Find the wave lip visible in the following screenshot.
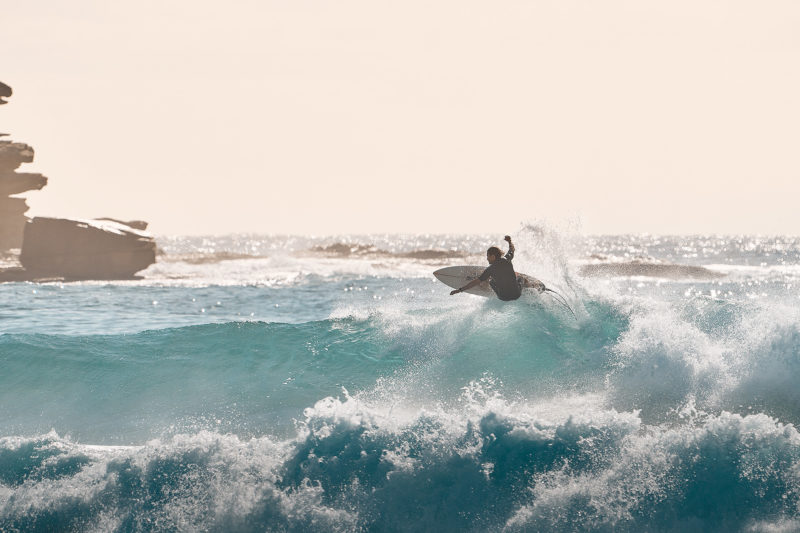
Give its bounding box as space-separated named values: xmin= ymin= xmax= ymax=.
xmin=0 ymin=430 xmax=357 ymax=533
xmin=506 ymin=412 xmax=800 ymax=532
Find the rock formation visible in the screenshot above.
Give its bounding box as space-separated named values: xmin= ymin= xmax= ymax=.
xmin=0 ymin=83 xmax=48 ymax=250
xmin=0 ymin=81 xmax=156 ymax=281
xmin=20 ymin=218 xmax=156 ymax=280
xmin=0 ymin=81 xmax=11 ymax=105
xmin=0 ymin=140 xmax=45 ymax=250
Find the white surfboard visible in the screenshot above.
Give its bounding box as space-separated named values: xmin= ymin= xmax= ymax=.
xmin=433 ymin=265 xmax=544 ymax=297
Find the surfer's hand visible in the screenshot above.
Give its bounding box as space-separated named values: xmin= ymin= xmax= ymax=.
xmin=504 ymin=235 xmax=512 ymax=242
xmin=450 ymin=289 xmax=461 ymax=295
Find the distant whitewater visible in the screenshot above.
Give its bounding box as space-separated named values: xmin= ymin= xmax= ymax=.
xmin=3 ymin=229 xmax=800 ymax=532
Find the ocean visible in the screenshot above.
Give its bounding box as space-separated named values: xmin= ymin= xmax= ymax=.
xmin=2 ymin=227 xmax=800 ymax=532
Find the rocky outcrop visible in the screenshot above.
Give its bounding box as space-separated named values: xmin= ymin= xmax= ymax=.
xmin=0 ymin=172 xmax=48 ymax=196
xmin=19 ymin=218 xmax=156 ymax=280
xmin=0 ymin=81 xmax=156 ymax=281
xmin=0 ymin=140 xmax=44 ymax=249
xmin=0 ymin=197 xmax=29 ymax=249
xmin=0 ymin=81 xmax=11 ymax=105
xmin=0 ymin=141 xmax=34 ymax=168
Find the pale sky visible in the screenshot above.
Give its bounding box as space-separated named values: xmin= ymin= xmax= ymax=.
xmin=2 ymin=1 xmax=799 ymax=236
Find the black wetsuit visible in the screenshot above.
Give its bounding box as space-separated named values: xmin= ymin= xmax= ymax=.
xmin=479 ymin=249 xmax=522 ymax=301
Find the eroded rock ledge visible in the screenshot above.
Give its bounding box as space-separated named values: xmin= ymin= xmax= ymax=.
xmin=19 ymin=218 xmax=156 ymax=280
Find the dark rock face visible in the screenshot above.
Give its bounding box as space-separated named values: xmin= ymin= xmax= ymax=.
xmin=20 ymin=218 xmax=156 ymax=280
xmin=0 ymin=197 xmax=29 ymax=248
xmin=0 ymin=102 xmax=47 ymax=250
xmin=0 ymin=81 xmax=10 ymax=105
xmin=0 ymin=172 xmax=47 ymax=196
xmin=0 ymin=141 xmax=35 ymax=169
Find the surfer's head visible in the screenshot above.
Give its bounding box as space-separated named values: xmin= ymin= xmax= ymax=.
xmin=487 ymin=246 xmax=502 ymax=263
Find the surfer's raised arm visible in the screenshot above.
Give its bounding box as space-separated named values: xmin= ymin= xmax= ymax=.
xmin=504 ymin=235 xmax=515 ymax=260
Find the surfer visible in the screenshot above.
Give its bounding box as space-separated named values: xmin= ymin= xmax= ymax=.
xmin=450 ymin=236 xmax=543 ymax=300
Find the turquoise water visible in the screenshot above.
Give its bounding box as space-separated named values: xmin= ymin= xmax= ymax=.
xmin=3 ymin=230 xmax=800 ymax=531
